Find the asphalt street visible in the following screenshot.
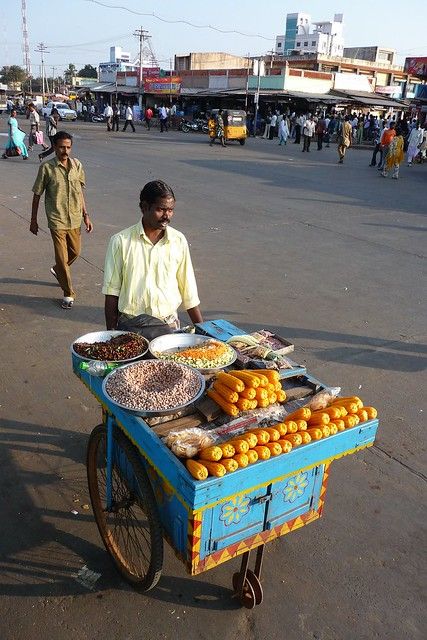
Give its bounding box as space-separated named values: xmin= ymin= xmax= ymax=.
xmin=0 ymin=116 xmax=426 ymax=640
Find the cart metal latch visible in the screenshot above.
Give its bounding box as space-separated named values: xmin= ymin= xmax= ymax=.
xmin=250 ymin=494 xmax=272 ymax=506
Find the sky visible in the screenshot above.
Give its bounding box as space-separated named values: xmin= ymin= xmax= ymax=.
xmin=1 ymin=0 xmax=426 ymax=76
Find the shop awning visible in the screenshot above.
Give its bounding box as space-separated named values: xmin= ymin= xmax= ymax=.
xmin=329 ymin=90 xmax=407 ymax=108
xmin=88 ymin=83 xmax=141 ymax=95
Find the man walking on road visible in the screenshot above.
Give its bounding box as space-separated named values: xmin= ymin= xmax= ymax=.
xmin=112 ymin=103 xmax=120 ymax=132
xmin=159 ymin=105 xmax=168 ymax=132
xmin=103 ymin=180 xmax=202 ymax=334
xmin=103 ymin=103 xmax=113 ymax=131
xmin=30 ymin=131 xmax=93 ymax=309
xmin=302 ymin=116 xmax=315 ymax=152
xmin=337 ymin=115 xmax=352 ymax=164
xmin=123 ymin=104 xmax=136 ymax=132
xmin=144 ymin=106 xmax=153 ymax=130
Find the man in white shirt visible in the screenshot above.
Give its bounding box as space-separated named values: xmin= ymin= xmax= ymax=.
xmin=159 ymin=105 xmax=168 ymax=132
xmin=302 ymin=116 xmax=315 ymax=152
xmin=294 ymin=114 xmax=305 ymax=144
xmin=123 ymin=104 xmax=136 ymax=132
xmin=103 ymin=104 xmax=113 ymax=131
xmin=269 ymin=112 xmax=278 ymax=140
xmin=27 ymin=103 xmax=48 ymax=152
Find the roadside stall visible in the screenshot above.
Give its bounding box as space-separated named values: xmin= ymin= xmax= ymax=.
xmin=72 ymin=319 xmax=379 ymax=608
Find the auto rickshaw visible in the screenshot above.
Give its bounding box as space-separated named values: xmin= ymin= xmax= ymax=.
xmin=223 ymin=109 xmax=247 ymax=145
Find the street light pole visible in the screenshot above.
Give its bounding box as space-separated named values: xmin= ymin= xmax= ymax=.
xmin=253 ymin=57 xmax=261 ymax=137
xmin=35 ymin=43 xmax=49 ymax=104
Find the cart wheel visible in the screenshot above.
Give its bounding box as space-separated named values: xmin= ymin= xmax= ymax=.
xmin=232 ymin=571 xmax=257 ymax=609
xmin=87 ymin=424 xmax=163 ymax=591
xmin=245 ymin=569 xmax=263 ymax=605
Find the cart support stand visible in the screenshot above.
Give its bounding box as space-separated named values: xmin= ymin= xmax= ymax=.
xmin=232 ymin=545 xmax=265 ymax=608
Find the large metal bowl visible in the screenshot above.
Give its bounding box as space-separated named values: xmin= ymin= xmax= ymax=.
xmin=102 ymin=360 xmax=206 ymax=417
xmin=149 ymin=333 xmax=236 ymax=374
xmin=71 ymin=330 xmax=148 ymax=364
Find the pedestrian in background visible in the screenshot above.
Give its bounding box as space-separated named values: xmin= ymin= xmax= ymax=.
xmin=39 ymin=108 xmax=59 ymax=161
xmin=269 ymin=112 xmax=277 ymax=140
xmin=27 ymin=103 xmax=48 ymax=153
xmin=216 ymin=110 xmax=226 ymax=147
xmin=378 ymin=123 xmax=396 ymax=172
xmin=262 ymin=111 xmax=272 ymax=139
xmin=30 ymin=131 xmax=94 ymax=309
xmin=406 ymin=123 xmax=423 ymax=166
xmin=123 ymin=104 xmax=136 ymax=132
xmin=381 ymin=127 xmax=404 ymax=179
xmin=104 ymin=103 xmax=113 ymax=131
xmin=369 ymin=127 xmax=383 ymax=167
xmin=159 ymin=105 xmax=168 ymax=132
xmin=294 ymin=114 xmax=304 ymax=144
xmin=112 ymin=102 xmax=120 ymax=131
xmin=1 ymin=108 xmax=28 ymax=160
xmin=278 ymin=117 xmax=289 ymax=145
xmin=302 ymin=115 xmax=315 ymax=152
xmin=208 ymin=113 xmax=216 ymax=146
xmin=337 ymin=115 xmax=352 ymax=163
xmin=144 ymin=106 xmax=153 ymax=130
xmin=316 ymin=116 xmax=326 ymax=150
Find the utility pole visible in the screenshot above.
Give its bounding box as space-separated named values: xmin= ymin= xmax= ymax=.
xmin=244 ymin=52 xmax=250 ymax=112
xmin=35 ymin=43 xmax=49 ymax=104
xmin=133 ymin=27 xmax=151 ymax=88
xmin=169 ymin=58 xmax=173 ymax=106
xmin=253 ymin=58 xmax=261 ymax=137
xmin=52 ymin=66 xmax=56 ymax=94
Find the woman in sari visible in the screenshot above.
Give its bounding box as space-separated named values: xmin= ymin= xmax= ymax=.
xmin=2 ymin=109 xmax=29 ymax=160
xmin=381 ymin=126 xmax=404 ymax=179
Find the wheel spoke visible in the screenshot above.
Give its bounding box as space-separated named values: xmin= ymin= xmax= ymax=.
xmin=87 ymin=425 xmax=163 ymax=589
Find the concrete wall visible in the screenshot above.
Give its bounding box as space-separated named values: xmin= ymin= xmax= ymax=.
xmin=285 ymin=68 xmax=333 ymax=93
xmin=175 ymin=52 xmax=250 ymax=71
xmin=248 ymin=75 xmax=286 ymax=90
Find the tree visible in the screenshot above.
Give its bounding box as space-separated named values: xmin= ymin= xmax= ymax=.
xmin=78 ymin=64 xmax=97 ymax=78
xmin=0 ymin=65 xmax=27 ymax=85
xmin=64 ymin=63 xmax=77 ymax=83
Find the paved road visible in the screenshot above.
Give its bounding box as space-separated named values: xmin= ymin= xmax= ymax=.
xmin=0 ymin=117 xmax=426 ymax=640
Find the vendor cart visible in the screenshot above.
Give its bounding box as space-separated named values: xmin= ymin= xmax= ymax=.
xmin=72 ymin=319 xmax=379 ymax=608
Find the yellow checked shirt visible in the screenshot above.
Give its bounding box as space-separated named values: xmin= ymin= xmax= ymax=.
xmin=32 ymin=157 xmax=86 ymax=230
xmin=102 ymin=221 xmax=200 ymax=319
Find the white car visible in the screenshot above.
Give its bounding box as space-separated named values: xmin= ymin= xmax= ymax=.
xmin=42 ymin=101 xmax=77 ymax=121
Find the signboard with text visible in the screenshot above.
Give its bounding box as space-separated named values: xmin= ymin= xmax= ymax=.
xmin=404 ymin=57 xmax=427 ymax=78
xmin=143 ymin=76 xmax=181 ymax=95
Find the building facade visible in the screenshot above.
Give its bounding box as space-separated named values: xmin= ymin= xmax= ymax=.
xmin=343 ymin=46 xmax=395 ymax=65
xmin=175 ymin=52 xmax=250 ymax=72
xmin=276 ymin=12 xmax=344 ymax=57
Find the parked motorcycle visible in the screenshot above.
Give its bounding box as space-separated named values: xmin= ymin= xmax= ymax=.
xmin=91 ymin=114 xmax=106 ymax=123
xmin=179 ymin=117 xmax=208 ymax=134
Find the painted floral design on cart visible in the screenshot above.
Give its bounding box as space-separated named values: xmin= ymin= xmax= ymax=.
xmin=283 ymin=472 xmax=309 ymax=503
xmin=220 ymin=495 xmax=251 ymax=526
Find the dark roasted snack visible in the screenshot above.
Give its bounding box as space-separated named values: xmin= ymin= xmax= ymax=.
xmin=74 ymin=333 xmax=147 ymax=361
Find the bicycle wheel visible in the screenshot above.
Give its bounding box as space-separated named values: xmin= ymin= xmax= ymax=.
xmin=87 ymin=424 xmax=163 ymax=590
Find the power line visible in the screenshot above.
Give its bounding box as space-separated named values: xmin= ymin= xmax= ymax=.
xmin=47 ymin=32 xmax=132 ymax=49
xmin=84 ymin=0 xmax=274 ymax=41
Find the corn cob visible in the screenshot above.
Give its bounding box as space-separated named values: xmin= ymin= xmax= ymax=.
xmin=199 ymin=445 xmax=223 ymax=462
xmin=186 ymin=459 xmax=208 ymax=480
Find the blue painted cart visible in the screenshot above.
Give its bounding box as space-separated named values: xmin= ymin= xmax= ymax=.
xmin=73 ymin=319 xmax=379 ymax=607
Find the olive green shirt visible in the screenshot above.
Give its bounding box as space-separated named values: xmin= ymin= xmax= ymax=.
xmin=32 ymin=157 xmax=86 ymax=230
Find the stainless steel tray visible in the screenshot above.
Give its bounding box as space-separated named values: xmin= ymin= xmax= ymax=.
xmin=71 ymin=330 xmax=148 ymax=364
xmin=149 ymin=333 xmax=236 ymax=374
xmin=101 ymin=360 xmax=206 ymax=417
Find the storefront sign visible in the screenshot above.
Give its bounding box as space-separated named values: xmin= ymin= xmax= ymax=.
xmin=143 ymin=76 xmax=181 ymax=94
xmin=404 ymin=57 xmax=427 ymax=78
